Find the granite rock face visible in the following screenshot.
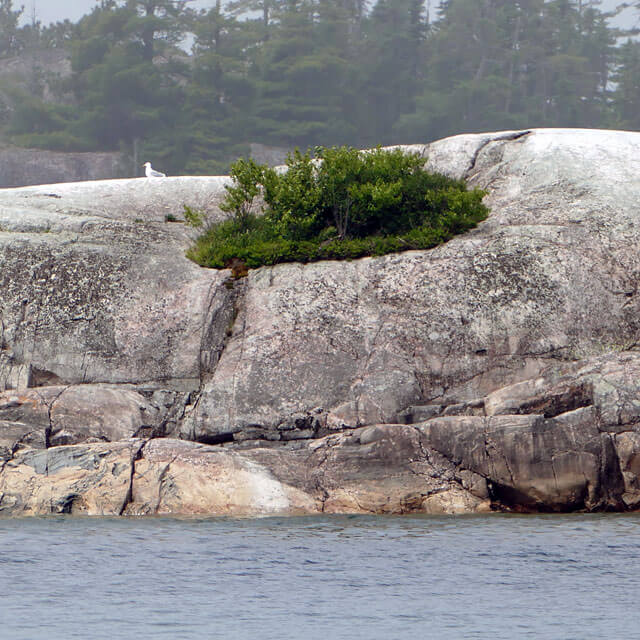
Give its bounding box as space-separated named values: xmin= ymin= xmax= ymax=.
xmin=0 ymin=176 xmax=233 ymax=393
xmin=0 ymin=429 xmax=490 ymax=517
xmin=3 ymin=129 xmax=640 ymax=516
xmin=183 ymin=129 xmax=640 ymax=438
xmin=0 ymin=441 xmax=140 ymax=516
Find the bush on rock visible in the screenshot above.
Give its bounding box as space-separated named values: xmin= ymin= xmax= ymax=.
xmin=186 ymin=146 xmax=489 ymax=270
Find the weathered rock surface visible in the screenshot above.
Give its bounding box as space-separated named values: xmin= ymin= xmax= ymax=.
xmin=0 ymin=176 xmax=233 ymax=393
xmin=184 ymin=129 xmax=640 ymax=438
xmin=0 ymin=440 xmax=139 ymax=516
xmin=0 ymin=428 xmax=490 ymax=517
xmin=3 ymin=128 xmax=640 ymax=516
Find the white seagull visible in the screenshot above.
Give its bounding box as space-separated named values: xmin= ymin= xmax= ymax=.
xmin=143 ymin=162 xmax=166 ymax=178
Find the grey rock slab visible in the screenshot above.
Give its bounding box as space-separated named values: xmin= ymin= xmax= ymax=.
xmin=124 ymin=428 xmax=489 ymax=516
xmin=185 ymin=129 xmax=640 ymax=440
xmin=0 ymin=175 xmax=235 ymax=392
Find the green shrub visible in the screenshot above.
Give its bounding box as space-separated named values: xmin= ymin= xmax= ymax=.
xmin=183 ymin=205 xmax=205 ymax=228
xmin=186 ymin=146 xmax=489 ymax=270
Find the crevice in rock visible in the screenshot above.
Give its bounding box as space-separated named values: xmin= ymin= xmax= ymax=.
xmin=464 ymin=130 xmax=532 ymax=180
xmin=549 ymin=455 xmax=561 ymax=497
xmin=118 ymin=439 xmax=148 ymax=516
xmin=513 ymin=383 xmax=594 ymax=419
xmin=195 ymin=432 xmax=235 ymax=446
xmin=155 ymin=455 xmax=178 ymax=514
xmin=413 ymin=420 xmax=524 ymax=511
xmin=397 ymin=397 xmax=485 ymax=424
xmin=59 ymin=493 xmax=81 ymax=515
xmin=36 ymin=384 xmax=72 ymax=449
xmin=29 ymin=367 xmax=65 ymax=388
xmin=156 ymin=392 xmax=192 ymax=438
xmin=309 ymin=434 xmax=342 ymax=512
xmin=411 ymin=428 xmax=486 ymax=500
xmin=484 ymin=429 xmax=516 ymax=488
xmin=599 ymin=432 xmax=625 ymax=510
xmin=184 ymin=276 xmax=247 ymax=424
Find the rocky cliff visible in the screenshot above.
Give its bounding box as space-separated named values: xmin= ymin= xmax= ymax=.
xmin=2 ymin=128 xmax=640 ymax=516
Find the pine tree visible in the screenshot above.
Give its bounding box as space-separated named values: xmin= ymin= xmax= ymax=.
xmin=357 ymin=0 xmax=426 ymax=145
xmin=249 ymin=0 xmax=355 ymax=148
xmin=0 ymin=0 xmax=24 ymax=57
xmin=394 ymin=0 xmax=616 ymax=142
xmin=122 ymin=0 xmax=193 ymax=61
xmin=178 ymin=1 xmax=255 ymax=173
xmin=612 ymin=40 xmax=640 ymax=130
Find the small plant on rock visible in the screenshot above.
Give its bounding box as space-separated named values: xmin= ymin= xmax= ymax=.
xmin=183 ymin=205 xmax=205 ymax=228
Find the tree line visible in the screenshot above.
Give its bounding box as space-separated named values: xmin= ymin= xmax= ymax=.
xmin=1 ymin=0 xmax=639 ymax=174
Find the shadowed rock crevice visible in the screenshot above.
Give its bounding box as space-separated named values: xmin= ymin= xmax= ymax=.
xmin=118 ymin=439 xmax=148 ymax=516
xmin=30 ymin=367 xmax=65 ymax=388
xmin=179 ymin=277 xmax=247 ymax=440
xmin=195 ymin=432 xmax=234 ymax=445
xmin=464 ymin=130 xmax=532 ymax=180
xmin=507 ymin=383 xmax=593 ymax=418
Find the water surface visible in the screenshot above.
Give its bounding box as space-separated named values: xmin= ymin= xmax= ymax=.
xmin=1 ymin=514 xmax=638 ymax=639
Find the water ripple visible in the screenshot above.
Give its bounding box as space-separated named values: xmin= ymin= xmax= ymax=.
xmin=0 ymin=514 xmax=639 ymax=639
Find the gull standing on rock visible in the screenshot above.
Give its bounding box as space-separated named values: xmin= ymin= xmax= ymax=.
xmin=143 ymin=162 xmax=166 ymax=178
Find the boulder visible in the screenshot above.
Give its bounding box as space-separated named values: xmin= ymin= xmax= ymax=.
xmin=0 ymin=440 xmax=140 ymax=516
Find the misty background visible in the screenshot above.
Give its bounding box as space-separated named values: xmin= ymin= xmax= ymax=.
xmin=1 ymin=0 xmax=640 ymax=181
xmin=21 ymin=0 xmax=639 ymax=28
xmin=25 ymin=0 xmax=216 ymax=25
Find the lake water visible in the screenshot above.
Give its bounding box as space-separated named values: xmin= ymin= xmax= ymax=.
xmin=1 ymin=514 xmax=638 ymax=639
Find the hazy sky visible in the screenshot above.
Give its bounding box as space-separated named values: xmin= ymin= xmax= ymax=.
xmin=26 ymin=1 xmax=217 ymax=25
xmin=23 ymin=0 xmax=638 ymax=28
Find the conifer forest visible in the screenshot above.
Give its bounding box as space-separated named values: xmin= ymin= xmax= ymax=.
xmin=1 ymin=0 xmax=639 ymax=174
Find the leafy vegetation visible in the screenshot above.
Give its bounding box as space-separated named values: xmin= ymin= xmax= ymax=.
xmin=186 ymin=146 xmax=488 ymax=269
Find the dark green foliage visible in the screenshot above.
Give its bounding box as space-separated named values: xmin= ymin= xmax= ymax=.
xmin=219 ymin=157 xmax=267 ymax=230
xmin=4 ymin=0 xmax=640 ymax=173
xmin=612 ymin=40 xmax=640 ymax=130
xmin=186 ymin=146 xmax=488 ymax=269
xmin=183 ymin=204 xmax=205 ymax=228
xmin=0 ymin=0 xmax=23 ymax=57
